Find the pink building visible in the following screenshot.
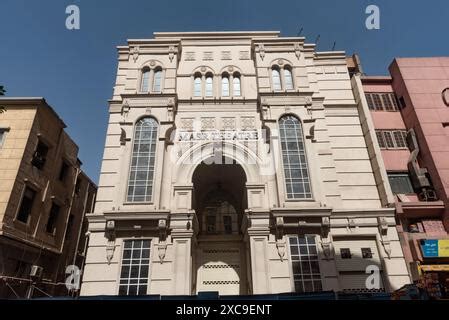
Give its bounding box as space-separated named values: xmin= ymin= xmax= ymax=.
xmin=359 ymin=57 xmax=449 ymax=297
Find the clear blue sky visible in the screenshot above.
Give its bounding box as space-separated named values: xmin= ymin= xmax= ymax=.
xmin=1 ymin=0 xmax=448 ymax=183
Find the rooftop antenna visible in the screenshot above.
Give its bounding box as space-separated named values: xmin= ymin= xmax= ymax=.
xmin=315 ymin=34 xmax=321 ymax=45
xmin=296 ymin=27 xmax=303 ymax=37
xmin=332 ymin=41 xmax=336 ymax=51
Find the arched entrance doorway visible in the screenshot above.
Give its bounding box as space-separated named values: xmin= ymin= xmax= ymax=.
xmin=192 ymin=158 xmax=249 ymax=295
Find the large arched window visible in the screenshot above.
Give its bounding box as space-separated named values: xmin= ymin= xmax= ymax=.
xmin=233 ymin=75 xmax=241 ymax=96
xmin=284 ymin=67 xmax=294 ymax=90
xmin=272 ymin=68 xmax=282 ymax=91
xmin=127 ymin=118 xmax=158 ymax=202
xmin=194 ymin=74 xmax=202 ymax=97
xmin=205 ymin=74 xmax=213 ymax=97
xmin=140 ymin=68 xmax=150 ymax=92
xmin=153 ymin=69 xmax=162 ymax=93
xmin=279 ymin=115 xmax=312 ymax=199
xmin=221 ymin=74 xmax=230 ymax=97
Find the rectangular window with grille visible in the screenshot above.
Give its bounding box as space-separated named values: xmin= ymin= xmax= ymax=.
xmin=46 ymin=202 xmax=61 ymax=234
xmin=383 ymin=131 xmax=395 ymax=148
xmin=279 ymin=116 xmax=312 ymax=199
xmin=366 ymin=94 xmax=374 ymax=110
xmin=223 ymin=215 xmax=232 ymax=234
xmin=206 ymin=214 xmax=216 ymax=234
xmin=393 ymin=131 xmax=407 ymax=148
xmin=289 ymin=235 xmax=322 ymax=293
xmin=31 ymin=140 xmax=49 ymax=169
xmin=365 ymin=93 xmax=399 ymax=111
xmin=372 ymin=94 xmax=383 ymax=110
xmin=388 ymin=172 xmax=414 ymax=194
xmin=16 ymin=187 xmax=36 ymax=223
xmin=375 ymin=130 xmax=408 ymax=149
xmin=119 ymin=240 xmax=151 ymax=296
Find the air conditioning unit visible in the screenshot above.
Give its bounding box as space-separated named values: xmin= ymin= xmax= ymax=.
xmin=418 ymin=189 xmax=439 ymax=202
xmin=30 ymin=265 xmax=43 ymax=279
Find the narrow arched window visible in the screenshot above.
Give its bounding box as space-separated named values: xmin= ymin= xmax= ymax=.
xmin=272 ymin=68 xmax=282 ymax=91
xmin=205 ymin=74 xmax=213 ymax=97
xmin=284 ymin=67 xmax=294 ymax=90
xmin=233 ymin=75 xmax=241 ymax=96
xmin=279 ymin=115 xmax=311 ymax=199
xmin=194 ymin=75 xmax=202 ymax=97
xmin=127 ymin=118 xmax=158 ymax=202
xmin=222 ymin=75 xmax=230 ymax=97
xmin=153 ymin=69 xmax=162 ymax=93
xmin=140 ymin=69 xmax=150 ymax=92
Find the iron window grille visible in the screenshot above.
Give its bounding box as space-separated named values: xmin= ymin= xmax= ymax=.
xmin=340 ymin=248 xmax=352 ymax=259
xmin=17 ymin=187 xmax=36 ymax=223
xmin=365 ymin=93 xmax=399 ymax=111
xmin=31 ymin=140 xmax=49 ymax=169
xmin=361 ymin=248 xmax=373 ymax=259
xmin=46 ymin=203 xmax=61 ymax=234
xmin=375 ymin=130 xmax=408 ymax=149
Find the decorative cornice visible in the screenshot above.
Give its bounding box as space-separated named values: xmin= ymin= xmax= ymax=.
xmin=271 ymin=207 xmax=332 ymax=218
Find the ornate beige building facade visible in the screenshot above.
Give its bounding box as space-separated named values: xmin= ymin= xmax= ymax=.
xmin=81 ymin=31 xmax=410 ymax=296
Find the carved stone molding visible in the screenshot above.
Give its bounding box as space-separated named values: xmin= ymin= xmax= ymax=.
xmin=348 ymin=218 xmax=357 ymax=232
xmin=321 ymin=238 xmax=333 ymax=260
xmin=275 ymin=217 xmax=284 ymax=240
xmin=257 ymin=44 xmax=265 ymax=60
xmin=119 ymin=96 xmax=177 ymax=108
xmin=158 ymin=219 xmax=168 ymax=241
xmin=294 ymin=43 xmax=301 ymax=60
xmin=131 ymin=47 xmax=139 ymax=62
xmin=121 ymin=99 xmax=130 ymax=118
xmin=120 ymin=128 xmax=127 ymax=146
xmin=304 ymin=97 xmax=312 ymax=106
xmin=157 ymin=219 xmax=168 ymax=263
xmin=180 ymin=118 xmax=194 ymax=131
xmin=273 ymin=217 xmax=285 ymax=261
xmin=276 ymin=240 xmax=286 ymax=261
xmin=201 ymin=117 xmax=215 ymax=130
xmin=168 ymin=46 xmax=176 ymax=62
xmin=106 ymin=241 xmax=116 ymax=265
xmin=222 ymin=117 xmax=236 ymax=130
xmin=241 ymin=117 xmax=255 ymax=130
xmin=306 ymin=125 xmax=316 ymax=142
xmin=321 ymin=217 xmax=330 ymax=237
xmin=378 ymin=217 xmax=392 ymax=258
xmin=260 ymin=95 xmax=314 ymax=110
xmin=105 ymin=220 xmax=116 ymax=265
xmin=157 ymin=242 xmax=167 ymax=263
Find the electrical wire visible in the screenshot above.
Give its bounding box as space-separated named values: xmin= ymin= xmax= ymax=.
xmin=32 ymin=285 xmax=52 ymax=298
xmin=5 ymin=282 xmax=20 ymax=299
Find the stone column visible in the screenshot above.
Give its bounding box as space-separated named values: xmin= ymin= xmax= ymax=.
xmin=245 ymin=210 xmax=271 ymax=294
xmin=170 ymin=211 xmax=195 ymax=295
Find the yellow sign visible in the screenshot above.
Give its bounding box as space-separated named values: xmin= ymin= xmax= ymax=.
xmin=420 ymin=265 xmax=449 ymax=272
xmin=439 ymin=240 xmax=449 ymax=257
